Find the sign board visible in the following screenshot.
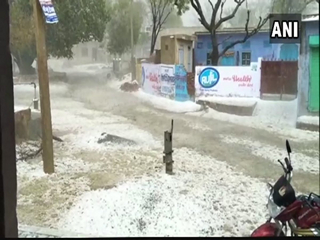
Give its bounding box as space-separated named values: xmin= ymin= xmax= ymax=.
xmin=39 ymin=0 xmax=59 ymax=24
xmin=174 ymin=65 xmax=190 ymax=102
xmin=195 ymin=65 xmax=261 ymax=98
xmin=141 ymin=63 xmax=161 ymax=96
xmin=160 ymin=64 xmax=175 ymax=99
xmin=141 ymin=63 xmax=191 ymax=102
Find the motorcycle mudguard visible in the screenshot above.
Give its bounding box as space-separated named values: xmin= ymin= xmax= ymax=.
xmin=251 ymin=222 xmax=284 ymax=237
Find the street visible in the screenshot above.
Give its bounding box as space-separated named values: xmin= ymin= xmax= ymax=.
xmin=14 ymin=70 xmax=319 ymax=237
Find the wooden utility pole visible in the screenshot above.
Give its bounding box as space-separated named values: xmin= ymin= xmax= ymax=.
xmin=33 ymin=0 xmax=54 ymax=174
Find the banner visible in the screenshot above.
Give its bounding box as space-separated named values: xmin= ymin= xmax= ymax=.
xmin=39 ymin=0 xmax=59 ymax=24
xmin=160 ymin=64 xmax=175 ymax=99
xmin=141 ymin=63 xmax=161 ymax=96
xmin=195 ymin=65 xmax=261 ymax=98
xmin=174 ymin=65 xmax=190 ymax=102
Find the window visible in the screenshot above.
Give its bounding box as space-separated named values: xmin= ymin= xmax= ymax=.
xmin=165 ymin=44 xmax=169 ymax=50
xmin=206 ymin=52 xmax=212 ymax=65
xmin=241 ymin=52 xmax=251 ymax=66
xmin=242 ymin=41 xmax=250 ymax=49
xmin=263 ymin=40 xmax=272 ymax=48
xmin=82 ymin=47 xmax=88 ymax=57
xmin=197 ymin=42 xmax=203 ymax=49
xmin=207 ymin=42 xmax=212 ymax=49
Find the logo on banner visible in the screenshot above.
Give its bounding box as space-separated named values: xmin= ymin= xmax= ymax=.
xmin=39 ymin=0 xmax=59 ymax=24
xmin=199 ymin=67 xmax=220 ymax=88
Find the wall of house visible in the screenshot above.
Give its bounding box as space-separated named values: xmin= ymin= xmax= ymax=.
xmin=71 ymin=41 xmax=108 ymax=65
xmin=160 ymin=37 xmax=176 ymax=65
xmin=194 ymin=32 xmax=296 ymax=66
xmin=297 ymin=21 xmax=319 ymax=117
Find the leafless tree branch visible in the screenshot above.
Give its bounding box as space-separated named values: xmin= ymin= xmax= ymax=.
xmin=149 ymin=0 xmax=175 ymax=55
xmin=216 ymin=0 xmax=246 ymax=29
xmin=190 ymin=0 xmax=211 ymax=30
xmin=218 ymin=10 xmax=269 ymax=58
xmin=217 ymin=35 xmax=232 ymax=46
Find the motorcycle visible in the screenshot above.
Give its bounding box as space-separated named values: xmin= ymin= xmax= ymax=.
xmin=251 ymin=140 xmax=320 ymax=237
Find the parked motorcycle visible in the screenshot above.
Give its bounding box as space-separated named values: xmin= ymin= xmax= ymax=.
xmin=251 ymin=140 xmax=320 ymax=237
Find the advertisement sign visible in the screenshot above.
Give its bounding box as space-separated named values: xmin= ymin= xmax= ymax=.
xmin=195 ymin=65 xmax=261 ymax=98
xmin=174 ymin=65 xmax=190 ymax=102
xmin=141 ymin=63 xmax=161 ymax=96
xmin=39 ymin=0 xmax=59 ymax=24
xmin=160 ymin=64 xmax=175 ymax=99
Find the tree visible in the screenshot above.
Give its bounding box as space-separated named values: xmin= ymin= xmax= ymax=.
xmin=10 ymin=0 xmax=36 ymax=74
xmin=106 ymin=0 xmax=144 ymax=57
xmin=147 ymin=0 xmax=189 ymax=56
xmin=175 ymin=0 xmax=269 ymax=65
xmin=163 ymin=11 xmax=183 ymax=28
xmin=271 ymin=0 xmax=315 ymax=13
xmin=10 ymin=0 xmax=110 ymax=74
xmin=225 ymin=0 xmax=272 ymax=28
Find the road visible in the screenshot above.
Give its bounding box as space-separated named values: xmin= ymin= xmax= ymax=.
xmin=67 ymin=73 xmax=319 ymax=194
xmin=13 ymin=71 xmax=319 ymax=236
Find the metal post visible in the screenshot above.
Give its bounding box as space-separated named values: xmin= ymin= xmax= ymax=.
xmin=130 ymin=0 xmax=136 ymax=81
xmin=32 ymin=82 xmax=39 ymax=110
xmin=163 ymin=120 xmax=174 ymax=174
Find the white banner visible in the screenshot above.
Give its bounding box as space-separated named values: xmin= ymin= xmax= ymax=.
xmin=141 ymin=63 xmax=161 ymax=96
xmin=195 ymin=64 xmax=261 ymax=98
xmin=39 ymin=0 xmax=59 ymax=24
xmin=160 ymin=64 xmax=175 ymax=99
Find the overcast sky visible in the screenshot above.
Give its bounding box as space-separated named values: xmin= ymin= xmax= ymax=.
xmin=181 ymin=0 xmax=269 ymax=26
xmin=181 ymin=0 xmax=319 ymax=26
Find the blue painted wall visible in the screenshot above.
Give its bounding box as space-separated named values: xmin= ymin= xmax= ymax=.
xmin=297 ymin=20 xmax=319 ymax=117
xmin=174 ymin=65 xmax=190 ymax=102
xmin=194 ymin=31 xmax=299 ymax=66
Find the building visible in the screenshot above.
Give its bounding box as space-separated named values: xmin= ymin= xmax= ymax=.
xmin=194 ymin=28 xmax=299 ymax=66
xmin=297 ymin=14 xmax=319 ymax=116
xmin=155 ymin=26 xmax=205 ymax=50
xmin=160 ymin=34 xmax=196 ymax=72
xmin=71 ymin=41 xmax=108 ymax=65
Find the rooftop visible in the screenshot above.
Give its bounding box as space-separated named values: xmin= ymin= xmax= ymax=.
xmin=302 ymin=13 xmax=319 ymax=22
xmin=195 ymin=27 xmax=270 ymax=35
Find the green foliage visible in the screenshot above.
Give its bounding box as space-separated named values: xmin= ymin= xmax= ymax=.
xmin=171 ymin=0 xmax=190 ymax=15
xmin=10 ymin=0 xmax=35 ymax=56
xmin=138 ymin=32 xmax=151 ymax=46
xmin=272 ymin=0 xmax=314 ymax=13
xmin=106 ymin=0 xmax=144 ymax=56
xmin=46 ymin=0 xmax=110 ymax=58
xmin=10 ymin=0 xmax=111 ymax=74
xmin=163 ymin=11 xmax=184 ymax=28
